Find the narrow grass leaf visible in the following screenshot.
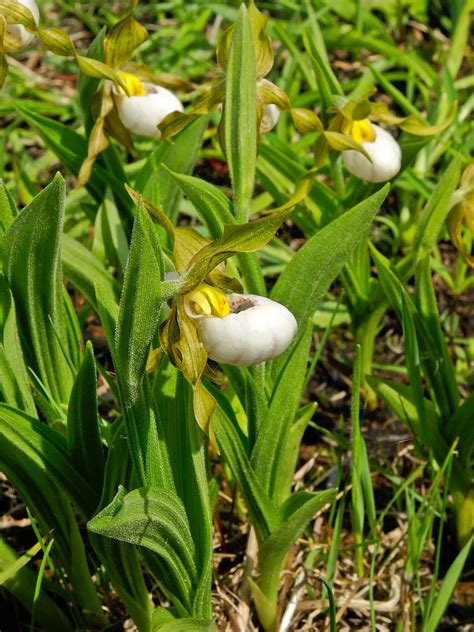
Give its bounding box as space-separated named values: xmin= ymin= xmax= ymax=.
xmin=422 ymin=536 xmax=473 ymax=632
xmin=0 ymin=537 xmax=73 ymax=632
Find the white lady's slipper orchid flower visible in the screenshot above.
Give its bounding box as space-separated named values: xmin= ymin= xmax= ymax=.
xmin=341 ymin=121 xmax=402 ymax=183
xmin=4 ymin=0 xmax=40 ymax=52
xmin=260 ymin=103 xmax=280 ymax=134
xmin=186 ymin=287 xmax=297 ymax=366
xmin=114 ymin=73 xmax=184 ymax=138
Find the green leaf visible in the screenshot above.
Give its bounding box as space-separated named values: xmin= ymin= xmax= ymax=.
xmin=413 ymin=155 xmax=462 ymax=262
xmin=180 ymin=206 xmax=293 ymax=293
xmin=445 ymin=0 xmax=474 ymax=79
xmin=153 ymin=616 xmax=215 ymax=632
xmin=251 ymin=321 xmax=312 ymax=502
xmin=271 ymin=185 xmax=389 ymax=375
xmin=224 ymin=4 xmax=257 ymax=222
xmin=114 ymin=204 xmax=173 ymax=489
xmin=213 ymin=407 xmax=277 ymax=543
xmin=0 ymin=407 xmax=103 ymax=616
xmin=62 ymin=234 xmax=121 ymax=311
xmin=303 ymin=26 xmax=343 ymax=121
xmin=88 ymin=486 xmax=199 ymax=613
xmin=93 ymin=190 xmax=130 ymax=275
xmin=0 ymin=538 xmax=45 ymax=585
xmin=271 ymin=402 xmax=317 ymax=505
xmin=89 ymin=422 xmax=153 ymax=632
xmin=0 ymin=179 xmax=16 ymax=233
xmin=13 ymin=104 xmax=133 ymax=226
xmin=252 ymin=489 xmax=337 ymax=631
xmin=423 ymin=536 xmax=473 ymax=632
xmin=67 ymin=341 xmax=105 ymax=493
xmin=135 ymin=117 xmax=207 ymax=223
xmin=0 ymin=404 xmax=99 ymax=517
xmin=152 ymin=361 xmax=213 ymax=619
xmin=162 ymin=168 xmax=235 ymax=239
xmin=0 ymin=279 xmax=36 ymax=415
xmin=0 ymin=537 xmax=73 ymax=632
xmin=446 ymin=393 xmax=474 ymax=466
xmin=2 ymin=174 xmax=74 ymax=405
xmin=371 ymin=246 xmax=457 ymax=423
xmin=415 ymin=257 xmax=458 ymax=415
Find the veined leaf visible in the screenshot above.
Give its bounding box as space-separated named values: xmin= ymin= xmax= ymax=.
xmin=414 ymin=155 xmax=462 ymax=262
xmin=135 ymin=118 xmax=207 ymax=223
xmin=90 ymin=421 xmax=153 ymax=632
xmin=161 ymin=168 xmax=234 ymax=239
xmin=89 ymin=486 xmax=199 ymax=613
xmin=0 ymin=179 xmax=16 ymax=232
xmin=213 ymin=407 xmax=277 ymax=544
xmin=251 ymin=321 xmax=312 ymax=502
xmin=180 ymin=206 xmax=293 ymax=293
xmin=67 ymin=341 xmax=105 ymax=493
xmin=251 ymin=489 xmax=337 ymax=632
xmin=114 ymin=204 xmax=173 ymax=489
xmin=62 ymin=234 xmax=121 ymax=311
xmin=224 ymin=4 xmax=257 ymax=222
xmin=2 ymin=174 xmax=74 ymax=405
xmin=0 ymin=404 xmax=99 ymax=517
xmin=0 ymin=408 xmax=103 ymax=615
xmin=0 ymin=280 xmax=35 ymax=415
xmin=13 ymin=104 xmax=133 ymax=227
xmin=152 ymin=361 xmax=213 ymax=619
xmin=271 ymin=185 xmax=389 ymax=375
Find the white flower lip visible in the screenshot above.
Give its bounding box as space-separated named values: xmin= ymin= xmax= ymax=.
xmin=115 ymin=83 xmax=184 ymax=138
xmin=342 ymin=124 xmax=402 ymax=183
xmin=6 ymin=0 xmax=40 ymax=51
xmin=194 ymin=293 xmax=298 ymax=366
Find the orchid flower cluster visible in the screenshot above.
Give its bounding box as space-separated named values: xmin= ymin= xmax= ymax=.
xmin=1 ymin=0 xmax=457 ymax=414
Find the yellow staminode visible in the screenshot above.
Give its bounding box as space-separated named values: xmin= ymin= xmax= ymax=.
xmin=342 ymin=118 xmax=376 ymax=143
xmin=118 ymin=72 xmax=145 ymax=97
xmin=186 ymin=284 xmax=230 ymax=318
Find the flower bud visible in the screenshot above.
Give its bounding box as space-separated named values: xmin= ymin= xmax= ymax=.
xmin=342 ymin=123 xmax=401 ymax=183
xmin=4 ymin=0 xmax=39 ymax=52
xmin=189 ymin=292 xmax=297 ymax=366
xmin=115 ymin=79 xmax=184 ymax=138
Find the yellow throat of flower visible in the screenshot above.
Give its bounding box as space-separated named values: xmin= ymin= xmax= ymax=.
xmin=342 ymin=118 xmax=376 ymax=143
xmin=118 ymin=72 xmax=146 ymax=97
xmin=186 ymin=284 xmax=230 ymax=318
